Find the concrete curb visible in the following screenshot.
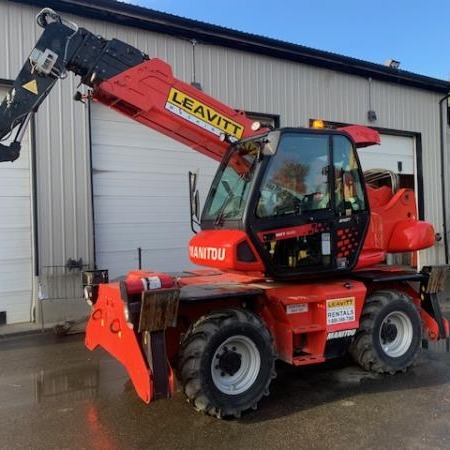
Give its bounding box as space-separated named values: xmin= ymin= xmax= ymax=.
xmin=0 ymin=319 xmax=88 ymax=340
xmin=0 ymin=324 xmax=55 ymax=340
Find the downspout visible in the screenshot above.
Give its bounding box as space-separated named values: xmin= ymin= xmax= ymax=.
xmin=439 ymin=93 xmax=450 ymax=264
xmin=87 ymin=98 xmax=97 ymax=269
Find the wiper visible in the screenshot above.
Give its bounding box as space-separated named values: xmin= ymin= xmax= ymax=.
xmin=214 ymin=176 xmax=247 ymax=226
xmin=214 ymin=189 xmax=236 ymax=226
xmin=213 ymin=154 xmax=258 ymax=226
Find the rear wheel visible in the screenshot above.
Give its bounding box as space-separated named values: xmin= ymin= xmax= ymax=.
xmin=349 ymin=290 xmax=422 ymax=374
xmin=178 ymin=308 xmax=276 ymax=418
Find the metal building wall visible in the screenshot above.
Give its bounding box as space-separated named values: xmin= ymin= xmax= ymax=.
xmin=195 ymin=48 xmax=445 ymax=264
xmin=0 ymin=1 xmax=93 ymax=321
xmin=0 ymin=1 xmax=446 ymax=319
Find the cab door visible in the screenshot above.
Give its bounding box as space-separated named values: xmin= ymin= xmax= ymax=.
xmin=247 ymin=131 xmax=369 ymax=279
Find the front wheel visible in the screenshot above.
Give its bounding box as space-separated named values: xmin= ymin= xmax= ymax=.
xmin=178 ymin=308 xmax=276 ymax=418
xmin=349 ymin=290 xmax=422 ymax=374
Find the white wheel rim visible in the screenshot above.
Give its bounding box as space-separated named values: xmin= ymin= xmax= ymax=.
xmin=211 ymin=335 xmax=260 ymax=395
xmin=379 ymin=311 xmax=413 ymax=357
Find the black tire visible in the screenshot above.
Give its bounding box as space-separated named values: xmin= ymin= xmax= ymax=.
xmin=178 ymin=308 xmax=276 ymax=418
xmin=349 ymin=290 xmax=422 ymax=374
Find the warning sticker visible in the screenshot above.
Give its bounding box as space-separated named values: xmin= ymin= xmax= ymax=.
xmin=286 ymin=303 xmax=308 ymax=315
xmin=326 ymin=297 xmax=355 ymax=325
xmin=165 ymin=87 xmax=244 ymax=140
xmin=22 ymin=79 xmax=38 ymax=95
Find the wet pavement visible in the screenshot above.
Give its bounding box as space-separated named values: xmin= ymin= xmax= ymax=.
xmin=1 ymin=333 xmax=450 ymax=450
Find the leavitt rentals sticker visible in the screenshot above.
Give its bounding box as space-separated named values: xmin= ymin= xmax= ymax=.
xmin=326 ymin=297 xmax=355 ymax=325
xmin=165 ymin=87 xmax=244 ymax=140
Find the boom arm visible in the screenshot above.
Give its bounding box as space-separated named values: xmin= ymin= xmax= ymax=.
xmin=0 ymin=8 xmax=265 ymax=163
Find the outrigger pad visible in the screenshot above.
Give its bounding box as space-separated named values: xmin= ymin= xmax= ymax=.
xmin=422 ymin=266 xmax=450 ymax=294
xmin=139 ymin=288 xmax=180 ymax=332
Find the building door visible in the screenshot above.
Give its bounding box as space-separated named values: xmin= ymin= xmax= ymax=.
xmin=0 ymin=86 xmax=34 ymax=324
xmin=358 ymin=133 xmax=415 ymax=188
xmin=90 ymin=102 xmax=219 ymax=279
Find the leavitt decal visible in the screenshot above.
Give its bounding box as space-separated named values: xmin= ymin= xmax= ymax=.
xmin=165 ymin=88 xmax=244 ymax=140
xmin=326 ymin=297 xmax=355 ymax=325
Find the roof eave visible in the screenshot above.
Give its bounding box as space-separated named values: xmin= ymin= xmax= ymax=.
xmin=11 ymin=0 xmax=450 ymax=93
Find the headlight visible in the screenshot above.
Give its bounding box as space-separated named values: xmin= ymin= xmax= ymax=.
xmin=123 ymin=303 xmax=134 ymax=329
xmin=83 ymin=286 xmax=93 ymax=306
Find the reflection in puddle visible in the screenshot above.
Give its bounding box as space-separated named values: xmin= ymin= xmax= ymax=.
xmin=0 ymin=357 xmax=129 ymax=408
xmin=36 ymin=365 xmax=100 ymax=403
xmin=35 ymin=359 xmax=129 ymax=404
xmin=85 ymin=402 xmax=119 ymax=450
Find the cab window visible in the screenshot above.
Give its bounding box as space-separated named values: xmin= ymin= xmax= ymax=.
xmin=256 ymin=133 xmax=330 ymax=218
xmin=333 ymin=135 xmax=366 ymax=214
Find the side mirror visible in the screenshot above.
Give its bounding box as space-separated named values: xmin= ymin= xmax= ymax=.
xmin=189 ymin=171 xmax=201 ymax=233
xmin=262 ymin=130 xmax=281 ymax=156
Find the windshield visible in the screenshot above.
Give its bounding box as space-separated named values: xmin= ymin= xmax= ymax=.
xmin=202 ymin=139 xmax=264 ymax=224
xmin=256 ymin=133 xmax=330 ymax=218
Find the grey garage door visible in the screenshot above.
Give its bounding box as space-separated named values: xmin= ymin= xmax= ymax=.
xmin=358 ymin=133 xmax=415 ymax=175
xmin=91 ymin=103 xmax=219 ymax=279
xmin=0 ymin=86 xmax=34 ymax=324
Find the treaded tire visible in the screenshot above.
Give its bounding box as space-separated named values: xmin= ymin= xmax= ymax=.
xmin=178 ymin=308 xmax=276 ymax=418
xmin=349 ymin=290 xmax=422 ymax=374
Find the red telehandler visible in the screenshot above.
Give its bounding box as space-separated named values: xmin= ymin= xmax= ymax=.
xmin=1 ymin=8 xmax=449 ymax=418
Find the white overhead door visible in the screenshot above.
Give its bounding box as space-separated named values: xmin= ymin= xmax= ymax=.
xmin=358 ymin=133 xmax=415 ymax=175
xmin=91 ymin=103 xmax=219 ymax=279
xmin=0 ymin=86 xmax=33 ymax=324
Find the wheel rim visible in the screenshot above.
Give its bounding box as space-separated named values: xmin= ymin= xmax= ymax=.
xmin=379 ymin=311 xmax=413 ymax=357
xmin=211 ymin=335 xmax=260 ymax=395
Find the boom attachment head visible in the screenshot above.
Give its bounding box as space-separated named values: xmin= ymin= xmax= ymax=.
xmin=0 ymin=8 xmax=148 ymax=162
xmin=0 ymin=9 xmax=76 ymax=161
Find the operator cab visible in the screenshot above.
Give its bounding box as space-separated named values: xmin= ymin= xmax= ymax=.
xmin=196 ymin=128 xmax=371 ymax=279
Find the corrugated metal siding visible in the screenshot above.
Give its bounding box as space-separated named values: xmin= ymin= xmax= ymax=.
xmin=0 ymin=0 xmax=446 ymax=303
xmin=194 ymin=45 xmax=445 ymax=266
xmin=0 ymin=2 xmax=90 ymax=269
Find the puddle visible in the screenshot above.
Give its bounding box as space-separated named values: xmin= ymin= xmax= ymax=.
xmin=0 ymin=337 xmax=130 ymax=408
